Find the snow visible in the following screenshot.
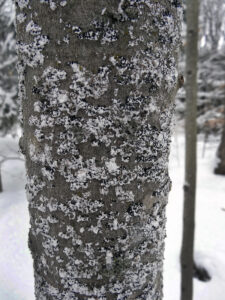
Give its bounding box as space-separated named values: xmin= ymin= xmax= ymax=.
xmin=106 ymin=251 xmax=113 ymax=266
xmin=16 ymin=0 xmax=29 ymax=10
xmin=164 ymin=131 xmax=225 ymax=300
xmin=0 ymin=131 xmax=225 ymax=299
xmin=0 ymin=136 xmax=34 ymax=300
xmin=106 ymin=158 xmax=119 ymax=173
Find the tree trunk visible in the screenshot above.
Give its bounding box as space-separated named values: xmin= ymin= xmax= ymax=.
xmin=16 ymin=1 xmax=181 ymax=299
xmin=0 ymin=166 xmax=2 ymax=193
xmin=214 ymin=108 xmax=225 ymax=175
xmin=181 ymin=0 xmax=199 ymax=300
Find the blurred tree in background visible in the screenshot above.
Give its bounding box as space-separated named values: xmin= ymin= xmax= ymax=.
xmin=181 ymin=0 xmax=199 ymax=299
xmin=214 ymin=109 xmax=225 ymax=175
xmin=0 ymin=0 xmax=224 ymax=136
xmin=176 ymin=0 xmax=225 ymax=134
xmin=0 ymin=0 xmax=20 ymax=193
xmin=0 ymin=0 xmax=18 ymax=136
xmin=200 ymin=0 xmax=225 ymax=51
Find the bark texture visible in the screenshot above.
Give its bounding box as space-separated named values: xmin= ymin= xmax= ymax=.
xmin=214 ymin=109 xmax=225 ymax=175
xmin=16 ymin=1 xmax=181 ymax=299
xmin=181 ymin=0 xmax=199 ymax=300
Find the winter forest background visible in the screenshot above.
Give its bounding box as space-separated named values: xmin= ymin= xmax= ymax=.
xmin=0 ymin=0 xmax=225 ymax=299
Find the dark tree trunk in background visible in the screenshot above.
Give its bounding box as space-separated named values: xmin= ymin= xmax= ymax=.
xmin=0 ymin=167 xmax=2 ymax=193
xmin=214 ymin=108 xmax=225 ymax=175
xmin=16 ymin=1 xmax=181 ymax=299
xmin=181 ymin=0 xmax=199 ymax=300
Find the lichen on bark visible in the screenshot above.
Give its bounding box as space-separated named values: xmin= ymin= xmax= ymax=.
xmin=16 ymin=0 xmax=182 ymax=299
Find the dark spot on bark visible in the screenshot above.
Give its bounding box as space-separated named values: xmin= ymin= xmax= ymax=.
xmin=32 ymin=87 xmax=40 ymax=94
xmin=45 ymin=166 xmax=53 ymax=172
xmin=106 ymin=12 xmax=118 ymax=24
xmin=163 ymin=10 xmax=172 ymax=17
xmin=28 ymin=231 xmax=37 ymax=257
xmin=183 ymin=184 xmax=189 ymax=192
xmin=172 ymin=0 xmax=182 ymax=8
xmin=114 ymin=251 xmax=122 ymax=258
xmin=188 ymin=29 xmax=195 ymax=36
xmin=178 ymin=74 xmax=184 ymax=89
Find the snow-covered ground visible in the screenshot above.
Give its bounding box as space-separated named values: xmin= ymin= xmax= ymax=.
xmin=0 ymin=132 xmax=224 ymax=300
xmin=0 ymin=136 xmax=34 ymax=300
xmin=164 ymin=131 xmax=225 ymax=300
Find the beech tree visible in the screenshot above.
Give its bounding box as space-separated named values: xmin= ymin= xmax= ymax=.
xmin=16 ymin=1 xmax=181 ymax=299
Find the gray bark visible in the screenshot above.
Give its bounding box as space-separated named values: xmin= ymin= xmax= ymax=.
xmin=181 ymin=0 xmax=199 ymax=300
xmin=214 ymin=108 xmax=225 ymax=175
xmin=16 ymin=1 xmax=181 ymax=299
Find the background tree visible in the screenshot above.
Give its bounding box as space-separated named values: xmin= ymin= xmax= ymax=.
xmin=214 ymin=108 xmax=225 ymax=175
xmin=16 ymin=0 xmax=181 ymax=299
xmin=180 ymin=0 xmax=199 ymax=300
xmin=200 ymin=0 xmax=225 ymax=51
xmin=0 ymin=0 xmax=20 ymax=193
xmin=175 ymin=0 xmax=225 ymax=134
xmin=0 ymin=0 xmax=18 ymax=135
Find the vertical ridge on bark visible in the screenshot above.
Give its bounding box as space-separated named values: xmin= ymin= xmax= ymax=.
xmin=181 ymin=0 xmax=199 ymax=299
xmin=15 ymin=1 xmax=181 ymax=299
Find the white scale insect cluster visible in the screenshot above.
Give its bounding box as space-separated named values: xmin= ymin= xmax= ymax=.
xmin=16 ymin=0 xmax=181 ymax=299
